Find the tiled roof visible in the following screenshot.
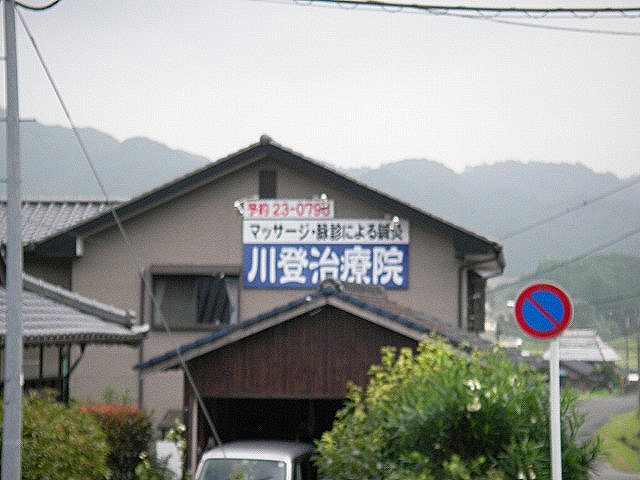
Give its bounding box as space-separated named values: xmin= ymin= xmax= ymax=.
xmin=0 ymin=274 xmax=147 ymax=346
xmin=0 ymin=199 xmax=119 ymax=245
xmin=136 ymin=281 xmax=488 ymax=372
xmin=543 ymin=329 xmax=620 ymax=362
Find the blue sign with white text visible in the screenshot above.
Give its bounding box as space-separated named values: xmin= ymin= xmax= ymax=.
xmin=243 ymin=244 xmax=409 ymax=289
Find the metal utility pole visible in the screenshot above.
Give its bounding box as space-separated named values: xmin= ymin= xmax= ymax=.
xmin=2 ymin=0 xmax=23 ymax=478
xmin=637 ymin=306 xmax=640 ymax=410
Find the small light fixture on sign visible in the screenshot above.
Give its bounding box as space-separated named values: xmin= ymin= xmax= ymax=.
xmin=233 ymin=199 xmax=245 ymax=216
xmin=319 ymin=193 xmax=329 ymax=211
xmin=389 ymin=215 xmax=400 ymax=232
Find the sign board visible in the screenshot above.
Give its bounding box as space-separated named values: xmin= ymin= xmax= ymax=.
xmin=243 ymin=219 xmax=409 ymax=244
xmin=242 ymin=198 xmax=334 ymax=219
xmin=243 ymin=219 xmax=409 ymax=289
xmin=514 ymin=283 xmax=572 ymax=340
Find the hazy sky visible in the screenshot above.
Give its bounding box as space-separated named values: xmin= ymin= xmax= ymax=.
xmin=7 ymin=0 xmax=640 ymax=177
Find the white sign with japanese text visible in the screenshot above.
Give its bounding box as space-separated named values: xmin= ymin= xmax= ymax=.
xmin=243 ymin=219 xmax=409 ymax=244
xmin=242 ymin=198 xmax=334 ymax=219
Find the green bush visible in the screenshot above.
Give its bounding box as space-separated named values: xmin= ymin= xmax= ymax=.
xmin=82 ymin=402 xmax=153 ymax=480
xmin=315 ymin=339 xmax=600 ymax=480
xmin=0 ymin=390 xmax=109 ymax=480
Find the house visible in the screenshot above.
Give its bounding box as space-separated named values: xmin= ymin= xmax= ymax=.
xmin=542 ymin=328 xmax=621 ymax=390
xmin=17 ymin=137 xmax=504 ymax=447
xmin=0 ymin=200 xmax=145 ymax=401
xmin=0 ymin=273 xmax=146 ymax=402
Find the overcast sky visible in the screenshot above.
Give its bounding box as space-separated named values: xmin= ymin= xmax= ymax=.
xmin=7 ymin=0 xmax=640 ymax=178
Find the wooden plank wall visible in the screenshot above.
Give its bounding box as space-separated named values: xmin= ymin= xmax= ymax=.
xmin=189 ymin=306 xmax=418 ymax=398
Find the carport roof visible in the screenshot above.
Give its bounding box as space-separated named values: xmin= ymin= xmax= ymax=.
xmin=0 ymin=274 xmax=147 ymax=346
xmin=136 ymin=282 xmax=489 ymax=373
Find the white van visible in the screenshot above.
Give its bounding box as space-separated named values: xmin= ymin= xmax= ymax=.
xmin=194 ymin=440 xmax=317 ymax=480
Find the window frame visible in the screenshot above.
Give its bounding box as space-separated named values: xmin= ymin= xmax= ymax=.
xmin=147 ymin=265 xmax=241 ymax=332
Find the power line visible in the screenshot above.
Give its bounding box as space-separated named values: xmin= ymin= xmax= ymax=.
xmin=499 ymin=175 xmax=640 ymax=241
xmin=290 ymin=0 xmax=640 ymax=14
xmin=478 ymin=14 xmax=640 ymax=36
xmin=16 ymin=0 xmax=61 ymax=11
xmin=266 ymin=0 xmax=640 ymax=35
xmin=16 ymin=10 xmax=224 ymax=449
xmin=492 ymin=222 xmax=640 ymax=294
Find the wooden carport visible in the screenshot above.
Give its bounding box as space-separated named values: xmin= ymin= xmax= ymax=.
xmin=137 ymin=282 xmax=487 ymax=470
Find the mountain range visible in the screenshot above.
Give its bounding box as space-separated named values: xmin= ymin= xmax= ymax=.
xmin=344 ymin=161 xmax=640 ymax=276
xmin=2 ymin=118 xmax=638 ymax=276
xmin=0 ymin=119 xmax=208 ymax=200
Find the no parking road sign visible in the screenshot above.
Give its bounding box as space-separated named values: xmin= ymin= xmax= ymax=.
xmin=513 ymin=282 xmax=573 ymax=479
xmin=514 ymin=283 xmax=572 ymax=340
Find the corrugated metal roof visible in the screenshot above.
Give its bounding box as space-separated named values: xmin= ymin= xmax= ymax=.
xmin=543 ymin=329 xmax=620 ymax=362
xmin=0 ymin=199 xmax=119 ymax=245
xmin=0 ymin=274 xmax=147 ymax=346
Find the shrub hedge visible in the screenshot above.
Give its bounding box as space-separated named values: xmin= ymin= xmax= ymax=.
xmin=82 ymin=402 xmax=153 ymax=480
xmin=315 ymin=340 xmax=600 ymax=480
xmin=0 ymin=390 xmax=109 ymax=480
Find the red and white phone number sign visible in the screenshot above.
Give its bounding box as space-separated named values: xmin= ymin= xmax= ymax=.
xmin=243 ymin=198 xmax=334 ymax=219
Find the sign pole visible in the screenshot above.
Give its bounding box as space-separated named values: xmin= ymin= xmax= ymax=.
xmin=514 ymin=282 xmax=572 ymax=480
xmin=549 ymin=337 xmax=562 ymax=480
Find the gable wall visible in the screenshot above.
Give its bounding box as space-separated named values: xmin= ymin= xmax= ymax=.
xmin=72 ymin=157 xmax=463 ymax=324
xmin=67 ymin=155 xmax=466 ymax=422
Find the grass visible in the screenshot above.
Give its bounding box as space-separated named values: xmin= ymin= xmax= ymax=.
xmin=596 ymin=408 xmax=640 ymax=472
xmin=576 ymin=387 xmax=622 ymax=402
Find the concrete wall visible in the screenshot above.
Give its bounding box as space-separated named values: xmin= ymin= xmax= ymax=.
xmin=68 ymin=157 xmax=468 ymax=426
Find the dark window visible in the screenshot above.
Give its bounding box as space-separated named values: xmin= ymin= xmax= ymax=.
xmin=259 ymin=170 xmax=277 ymax=198
xmin=152 ymin=273 xmax=238 ymax=330
xmin=467 ymin=271 xmax=486 ymax=332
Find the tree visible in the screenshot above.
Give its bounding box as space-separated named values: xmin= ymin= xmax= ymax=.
xmin=315 ymin=339 xmax=600 ymax=480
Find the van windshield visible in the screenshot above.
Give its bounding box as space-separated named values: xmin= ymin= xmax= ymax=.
xmin=197 ymin=458 xmax=286 ymax=480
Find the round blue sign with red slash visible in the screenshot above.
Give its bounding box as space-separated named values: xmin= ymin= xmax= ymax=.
xmin=514 ymin=283 xmax=573 ymax=340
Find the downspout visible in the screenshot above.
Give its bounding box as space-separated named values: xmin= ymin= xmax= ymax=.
xmin=61 ymin=344 xmax=70 ymax=404
xmin=458 ymin=264 xmax=465 ymax=329
xmin=138 ymin=277 xmax=146 ymax=409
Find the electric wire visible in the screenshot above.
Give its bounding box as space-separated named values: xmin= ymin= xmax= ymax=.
xmin=492 ymin=222 xmax=640 ymax=294
xmin=15 ymin=0 xmax=61 ymax=11
xmin=265 ymin=0 xmax=640 ymax=35
xmin=16 ymin=10 xmax=224 ymax=449
xmin=291 ymin=0 xmax=640 ymax=15
xmin=479 ymin=14 xmax=640 ymax=36
xmin=498 ymin=175 xmax=640 ymax=241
